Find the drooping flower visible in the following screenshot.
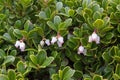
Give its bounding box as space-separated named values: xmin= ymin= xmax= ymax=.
xmin=15 ymin=39 xmax=25 ymax=52
xmin=15 ymin=40 xmax=20 ymax=48
xmin=51 ymin=37 xmax=57 ymax=44
xmin=40 ymin=39 xmax=51 ymax=47
xmin=57 ymin=36 xmax=64 ymax=47
xmin=40 ymin=40 xmax=45 ymax=47
xmin=19 ymin=41 xmax=25 ymax=52
xmin=78 ymin=45 xmax=86 ymax=55
xmin=45 ymin=39 xmax=50 ymax=46
xmin=88 ymin=31 xmax=100 ymax=44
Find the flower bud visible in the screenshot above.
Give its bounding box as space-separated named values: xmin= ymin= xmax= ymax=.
xmin=40 ymin=40 xmax=45 ymax=47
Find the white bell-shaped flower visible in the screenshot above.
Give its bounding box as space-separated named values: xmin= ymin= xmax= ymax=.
xmin=45 ymin=39 xmax=50 ymax=46
xmin=51 ymin=37 xmax=57 ymax=44
xmin=19 ymin=41 xmax=25 ymax=52
xmin=40 ymin=40 xmax=45 ymax=47
xmin=57 ymin=36 xmax=64 ymax=47
xmin=78 ymin=45 xmax=86 ymax=55
xmin=88 ymin=31 xmax=100 ymax=44
xmin=15 ymin=40 xmax=20 ymax=48
xmin=58 ymin=36 xmax=64 ymax=44
xmin=57 ymin=41 xmax=62 ymax=47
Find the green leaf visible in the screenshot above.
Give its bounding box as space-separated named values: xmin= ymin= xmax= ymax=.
xmin=10 ymin=50 xmax=17 ymax=56
xmin=117 ymin=24 xmax=120 ymax=33
xmin=113 ymin=73 xmax=120 ymax=80
xmin=56 ymin=2 xmax=63 ymax=11
xmin=93 ymin=19 xmax=104 ymax=29
xmin=19 ymin=0 xmax=32 ymax=8
xmin=93 ymin=11 xmax=101 ymax=20
xmin=13 ymin=29 xmax=22 ymax=39
xmin=58 ymin=22 xmax=66 ymax=31
xmin=115 ymin=64 xmax=120 ymax=76
xmin=63 ymin=66 xmax=75 ymax=80
xmin=14 ymin=20 xmax=22 ymax=29
xmin=37 ymin=50 xmax=47 ymax=65
xmin=39 ymin=11 xmax=47 ymax=19
xmin=35 ymin=27 xmax=44 ymax=37
xmin=47 ymin=21 xmax=57 ymax=31
xmin=3 ymin=33 xmax=12 ymax=41
xmin=102 ymin=52 xmax=112 ymax=63
xmin=93 ymin=75 xmax=103 ymax=80
xmin=105 ymin=32 xmax=114 ymax=40
xmin=17 ymin=61 xmax=26 ymax=74
xmin=59 ymin=70 xmax=63 ymax=80
xmin=30 ymin=55 xmax=38 ymax=65
xmin=52 ymin=74 xmax=59 ymax=80
xmin=8 ymin=70 xmax=16 ymax=80
xmin=0 ymin=49 xmax=6 ymax=58
xmin=116 ymin=4 xmax=120 ymax=11
xmin=73 ymin=70 xmax=83 ymax=79
xmin=41 ymin=57 xmax=54 ymax=68
xmin=68 ymin=9 xmax=75 ymax=17
xmin=24 ymin=20 xmax=33 ymax=32
xmin=4 ymin=56 xmax=15 ymax=65
xmin=0 ymin=74 xmax=9 ymax=80
xmin=54 ymin=16 xmax=61 ymax=25
xmin=64 ymin=18 xmax=72 ymax=28
xmin=0 ymin=14 xmax=6 ymax=20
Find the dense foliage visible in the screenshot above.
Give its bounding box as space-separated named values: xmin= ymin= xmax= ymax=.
xmin=0 ymin=0 xmax=120 ymax=80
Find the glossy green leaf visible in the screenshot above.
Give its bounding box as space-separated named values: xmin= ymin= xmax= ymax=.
xmin=62 ymin=66 xmax=75 ymax=80
xmin=39 ymin=11 xmax=47 ymax=19
xmin=56 ymin=2 xmax=63 ymax=11
xmin=13 ymin=29 xmax=22 ymax=39
xmin=4 ymin=56 xmax=15 ymax=64
xmin=68 ymin=9 xmax=75 ymax=17
xmin=0 ymin=49 xmax=5 ymax=58
xmin=54 ymin=16 xmax=61 ymax=25
xmin=47 ymin=21 xmax=57 ymax=31
xmin=41 ymin=57 xmax=54 ymax=68
xmin=37 ymin=50 xmax=47 ymax=65
xmin=93 ymin=75 xmax=103 ymax=80
xmin=30 ymin=55 xmax=38 ymax=65
xmin=93 ymin=19 xmax=104 ymax=29
xmin=8 ymin=70 xmax=16 ymax=80
xmin=0 ymin=74 xmax=9 ymax=80
xmin=17 ymin=61 xmax=26 ymax=74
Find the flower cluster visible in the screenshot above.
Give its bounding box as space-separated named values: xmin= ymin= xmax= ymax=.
xmin=77 ymin=31 xmax=100 ymax=55
xmin=14 ymin=31 xmax=100 ymax=54
xmin=15 ymin=39 xmax=25 ymax=52
xmin=40 ymin=38 xmax=50 ymax=47
xmin=39 ymin=33 xmax=64 ymax=47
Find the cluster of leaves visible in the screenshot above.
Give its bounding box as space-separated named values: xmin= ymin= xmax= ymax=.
xmin=0 ymin=0 xmax=120 ymax=80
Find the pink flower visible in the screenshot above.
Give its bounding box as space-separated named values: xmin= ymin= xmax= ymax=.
xmin=45 ymin=39 xmax=50 ymax=46
xmin=88 ymin=31 xmax=100 ymax=44
xmin=15 ymin=40 xmax=25 ymax=52
xmin=19 ymin=41 xmax=25 ymax=52
xmin=40 ymin=39 xmax=51 ymax=47
xmin=51 ymin=37 xmax=57 ymax=44
xmin=15 ymin=40 xmax=20 ymax=48
xmin=78 ymin=45 xmax=86 ymax=55
xmin=57 ymin=36 xmax=64 ymax=47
